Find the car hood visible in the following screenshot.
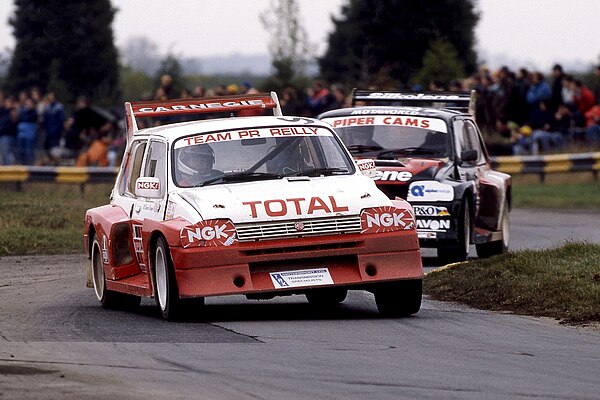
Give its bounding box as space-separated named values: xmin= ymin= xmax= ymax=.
xmin=178 ymin=175 xmax=391 ymax=224
xmin=373 ymin=157 xmax=448 ymax=183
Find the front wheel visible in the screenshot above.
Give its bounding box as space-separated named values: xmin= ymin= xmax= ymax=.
xmin=154 ymin=236 xmax=183 ymax=321
xmin=374 ymin=280 xmax=422 ymax=317
xmin=438 ymin=199 xmax=471 ymax=264
xmin=91 ymin=234 xmax=140 ymax=310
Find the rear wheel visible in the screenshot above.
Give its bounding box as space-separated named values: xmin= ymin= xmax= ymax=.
xmin=374 ymin=280 xmax=422 ymax=317
xmin=91 ymin=234 xmax=140 ymax=310
xmin=476 ymin=199 xmax=510 ymax=258
xmin=305 ymin=288 xmax=348 ymax=306
xmin=438 ymin=199 xmax=470 ymax=264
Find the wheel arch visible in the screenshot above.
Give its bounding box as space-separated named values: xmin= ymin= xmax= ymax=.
xmin=451 ymin=182 xmax=476 ymax=226
xmin=86 ymin=224 xmax=97 ymax=260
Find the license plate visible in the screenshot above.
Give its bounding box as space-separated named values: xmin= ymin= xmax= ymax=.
xmin=269 ymin=268 xmax=334 ymax=289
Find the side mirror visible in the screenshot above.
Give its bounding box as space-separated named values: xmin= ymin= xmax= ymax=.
xmin=135 ymin=177 xmax=162 ymax=198
xmin=460 ymin=149 xmax=478 ymax=163
xmin=356 ymin=158 xmax=377 ymax=178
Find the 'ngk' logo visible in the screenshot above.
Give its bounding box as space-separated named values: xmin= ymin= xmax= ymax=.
xmin=365 ymin=212 xmax=405 ymax=228
xmin=137 ymin=181 xmax=159 ymax=190
xmin=361 ymin=206 xmax=414 ymax=233
xmin=180 ymin=220 xmax=237 ymax=248
xmin=187 ymin=225 xmax=228 ymax=242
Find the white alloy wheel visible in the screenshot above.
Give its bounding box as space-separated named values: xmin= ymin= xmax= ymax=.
xmin=91 ymin=235 xmax=105 ymax=302
xmin=155 ymin=244 xmax=168 ymax=312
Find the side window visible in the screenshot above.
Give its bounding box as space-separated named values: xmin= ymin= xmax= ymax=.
xmin=464 ymin=120 xmax=485 ymax=164
xmin=125 ymin=141 xmax=148 ymax=195
xmin=143 ymin=140 xmax=167 ymax=197
xmin=452 ymin=119 xmax=466 ymax=156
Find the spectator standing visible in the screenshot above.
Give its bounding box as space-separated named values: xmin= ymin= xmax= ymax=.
xmin=0 ymin=95 xmax=18 ymax=165
xmin=561 ymin=75 xmax=576 ymax=110
xmin=550 ymin=64 xmax=565 ymax=112
xmin=239 ymin=81 xmax=252 ymax=94
xmin=491 ymin=66 xmax=515 ymax=127
xmin=595 ymin=65 xmax=600 ymax=105
xmin=572 ymin=79 xmax=595 ymax=116
xmin=159 ymin=74 xmax=175 ymax=99
xmin=280 ymin=87 xmax=304 ymax=116
xmin=474 ymin=73 xmax=495 ymax=133
xmin=64 ymin=96 xmax=105 ymax=160
xmin=305 ymin=81 xmax=331 ymax=117
xmin=42 ymin=92 xmax=65 ymax=165
xmin=325 ymin=84 xmax=348 ymax=111
xmin=512 ymin=68 xmax=531 ymax=125
xmin=16 ymin=97 xmax=38 ymax=165
xmin=192 ymin=85 xmax=206 ymax=98
xmin=525 ymin=72 xmax=552 ymax=128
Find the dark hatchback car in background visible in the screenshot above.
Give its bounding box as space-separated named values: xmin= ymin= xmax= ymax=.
xmin=319 ymin=90 xmax=511 ymax=264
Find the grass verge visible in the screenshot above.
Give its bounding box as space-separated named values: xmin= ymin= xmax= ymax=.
xmin=0 ymin=183 xmax=112 ymax=256
xmin=512 ymin=181 xmax=600 ymax=209
xmin=424 ymin=242 xmax=600 ymax=325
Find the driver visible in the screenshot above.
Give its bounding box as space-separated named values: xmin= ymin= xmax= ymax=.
xmin=348 ymin=125 xmax=380 ymax=147
xmin=177 ymin=144 xmax=222 ymax=186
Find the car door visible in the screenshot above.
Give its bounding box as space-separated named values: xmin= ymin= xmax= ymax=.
xmin=456 ymin=118 xmax=504 ymax=231
xmin=106 ymin=138 xmax=148 ymax=278
xmin=453 ymin=118 xmax=484 ymax=224
xmin=130 ymin=139 xmax=169 ymax=272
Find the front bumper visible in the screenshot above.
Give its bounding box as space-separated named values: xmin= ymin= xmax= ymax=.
xmin=169 ymin=229 xmax=422 ymax=297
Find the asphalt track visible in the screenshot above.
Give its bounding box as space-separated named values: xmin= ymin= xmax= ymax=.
xmin=0 ymin=208 xmax=599 ymax=399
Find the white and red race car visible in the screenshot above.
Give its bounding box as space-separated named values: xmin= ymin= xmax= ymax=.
xmin=84 ymin=92 xmax=422 ymax=320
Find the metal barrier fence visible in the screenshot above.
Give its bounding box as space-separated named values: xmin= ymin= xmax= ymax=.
xmin=0 ymin=166 xmax=118 ymax=191
xmin=490 ymin=152 xmax=600 ymax=182
xmin=1 ymin=152 xmax=599 ymax=188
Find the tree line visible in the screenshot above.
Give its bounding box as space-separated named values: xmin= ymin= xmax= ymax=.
xmin=3 ymin=0 xmax=595 ymax=110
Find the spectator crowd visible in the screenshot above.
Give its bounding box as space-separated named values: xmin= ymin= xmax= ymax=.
xmin=1 ymin=64 xmax=600 ymax=166
xmin=465 ymin=64 xmax=600 ymax=155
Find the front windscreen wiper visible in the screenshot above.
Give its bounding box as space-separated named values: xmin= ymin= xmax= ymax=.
xmin=198 ymin=171 xmax=282 ymax=187
xmin=284 ymin=167 xmax=350 ymax=177
xmin=345 ymin=144 xmax=383 ymax=154
xmin=377 ymin=147 xmax=443 ymax=158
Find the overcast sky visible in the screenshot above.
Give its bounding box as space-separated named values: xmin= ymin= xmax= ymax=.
xmin=1 ymin=0 xmax=599 ymax=71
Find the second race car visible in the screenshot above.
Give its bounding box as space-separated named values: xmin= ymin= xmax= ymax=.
xmin=319 ymin=90 xmax=511 ymax=263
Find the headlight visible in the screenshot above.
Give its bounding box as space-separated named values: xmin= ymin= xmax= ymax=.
xmin=360 ymin=206 xmax=415 ymax=233
xmin=180 ymin=219 xmax=237 ymax=248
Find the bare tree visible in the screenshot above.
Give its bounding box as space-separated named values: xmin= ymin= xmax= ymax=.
xmin=260 ymin=0 xmax=312 ymax=89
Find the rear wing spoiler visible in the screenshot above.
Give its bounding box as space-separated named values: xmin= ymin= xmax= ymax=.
xmin=351 ymin=89 xmax=476 ymax=115
xmin=124 ymin=91 xmax=282 ymax=138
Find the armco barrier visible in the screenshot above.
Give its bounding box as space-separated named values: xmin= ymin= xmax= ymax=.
xmin=490 ymin=152 xmax=600 ymax=182
xmin=0 ymin=166 xmax=119 ymax=190
xmin=1 ymin=152 xmax=599 ymax=188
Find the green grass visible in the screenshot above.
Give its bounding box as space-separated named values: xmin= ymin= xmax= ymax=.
xmin=424 ymin=242 xmax=600 ymax=324
xmin=512 ymin=181 xmax=600 ymax=209
xmin=0 ymin=183 xmax=112 ymax=256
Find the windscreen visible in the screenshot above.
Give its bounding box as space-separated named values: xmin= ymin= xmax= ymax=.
xmin=322 ymin=115 xmax=449 ymax=159
xmin=172 ymin=125 xmax=355 ymax=187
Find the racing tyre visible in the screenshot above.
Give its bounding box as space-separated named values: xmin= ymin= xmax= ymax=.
xmin=476 ymin=199 xmax=510 ymax=258
xmin=374 ymin=280 xmax=422 ymax=317
xmin=437 ymin=199 xmax=471 ymax=265
xmin=154 ymin=236 xmax=184 ymax=321
xmin=91 ymin=234 xmax=141 ymax=310
xmin=305 ymin=288 xmax=348 ymax=306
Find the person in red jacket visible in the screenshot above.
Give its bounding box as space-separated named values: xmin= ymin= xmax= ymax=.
xmin=572 ymin=79 xmax=595 ymax=115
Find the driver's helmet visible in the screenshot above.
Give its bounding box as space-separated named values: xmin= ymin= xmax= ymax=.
xmin=177 ymin=144 xmax=215 ymax=176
